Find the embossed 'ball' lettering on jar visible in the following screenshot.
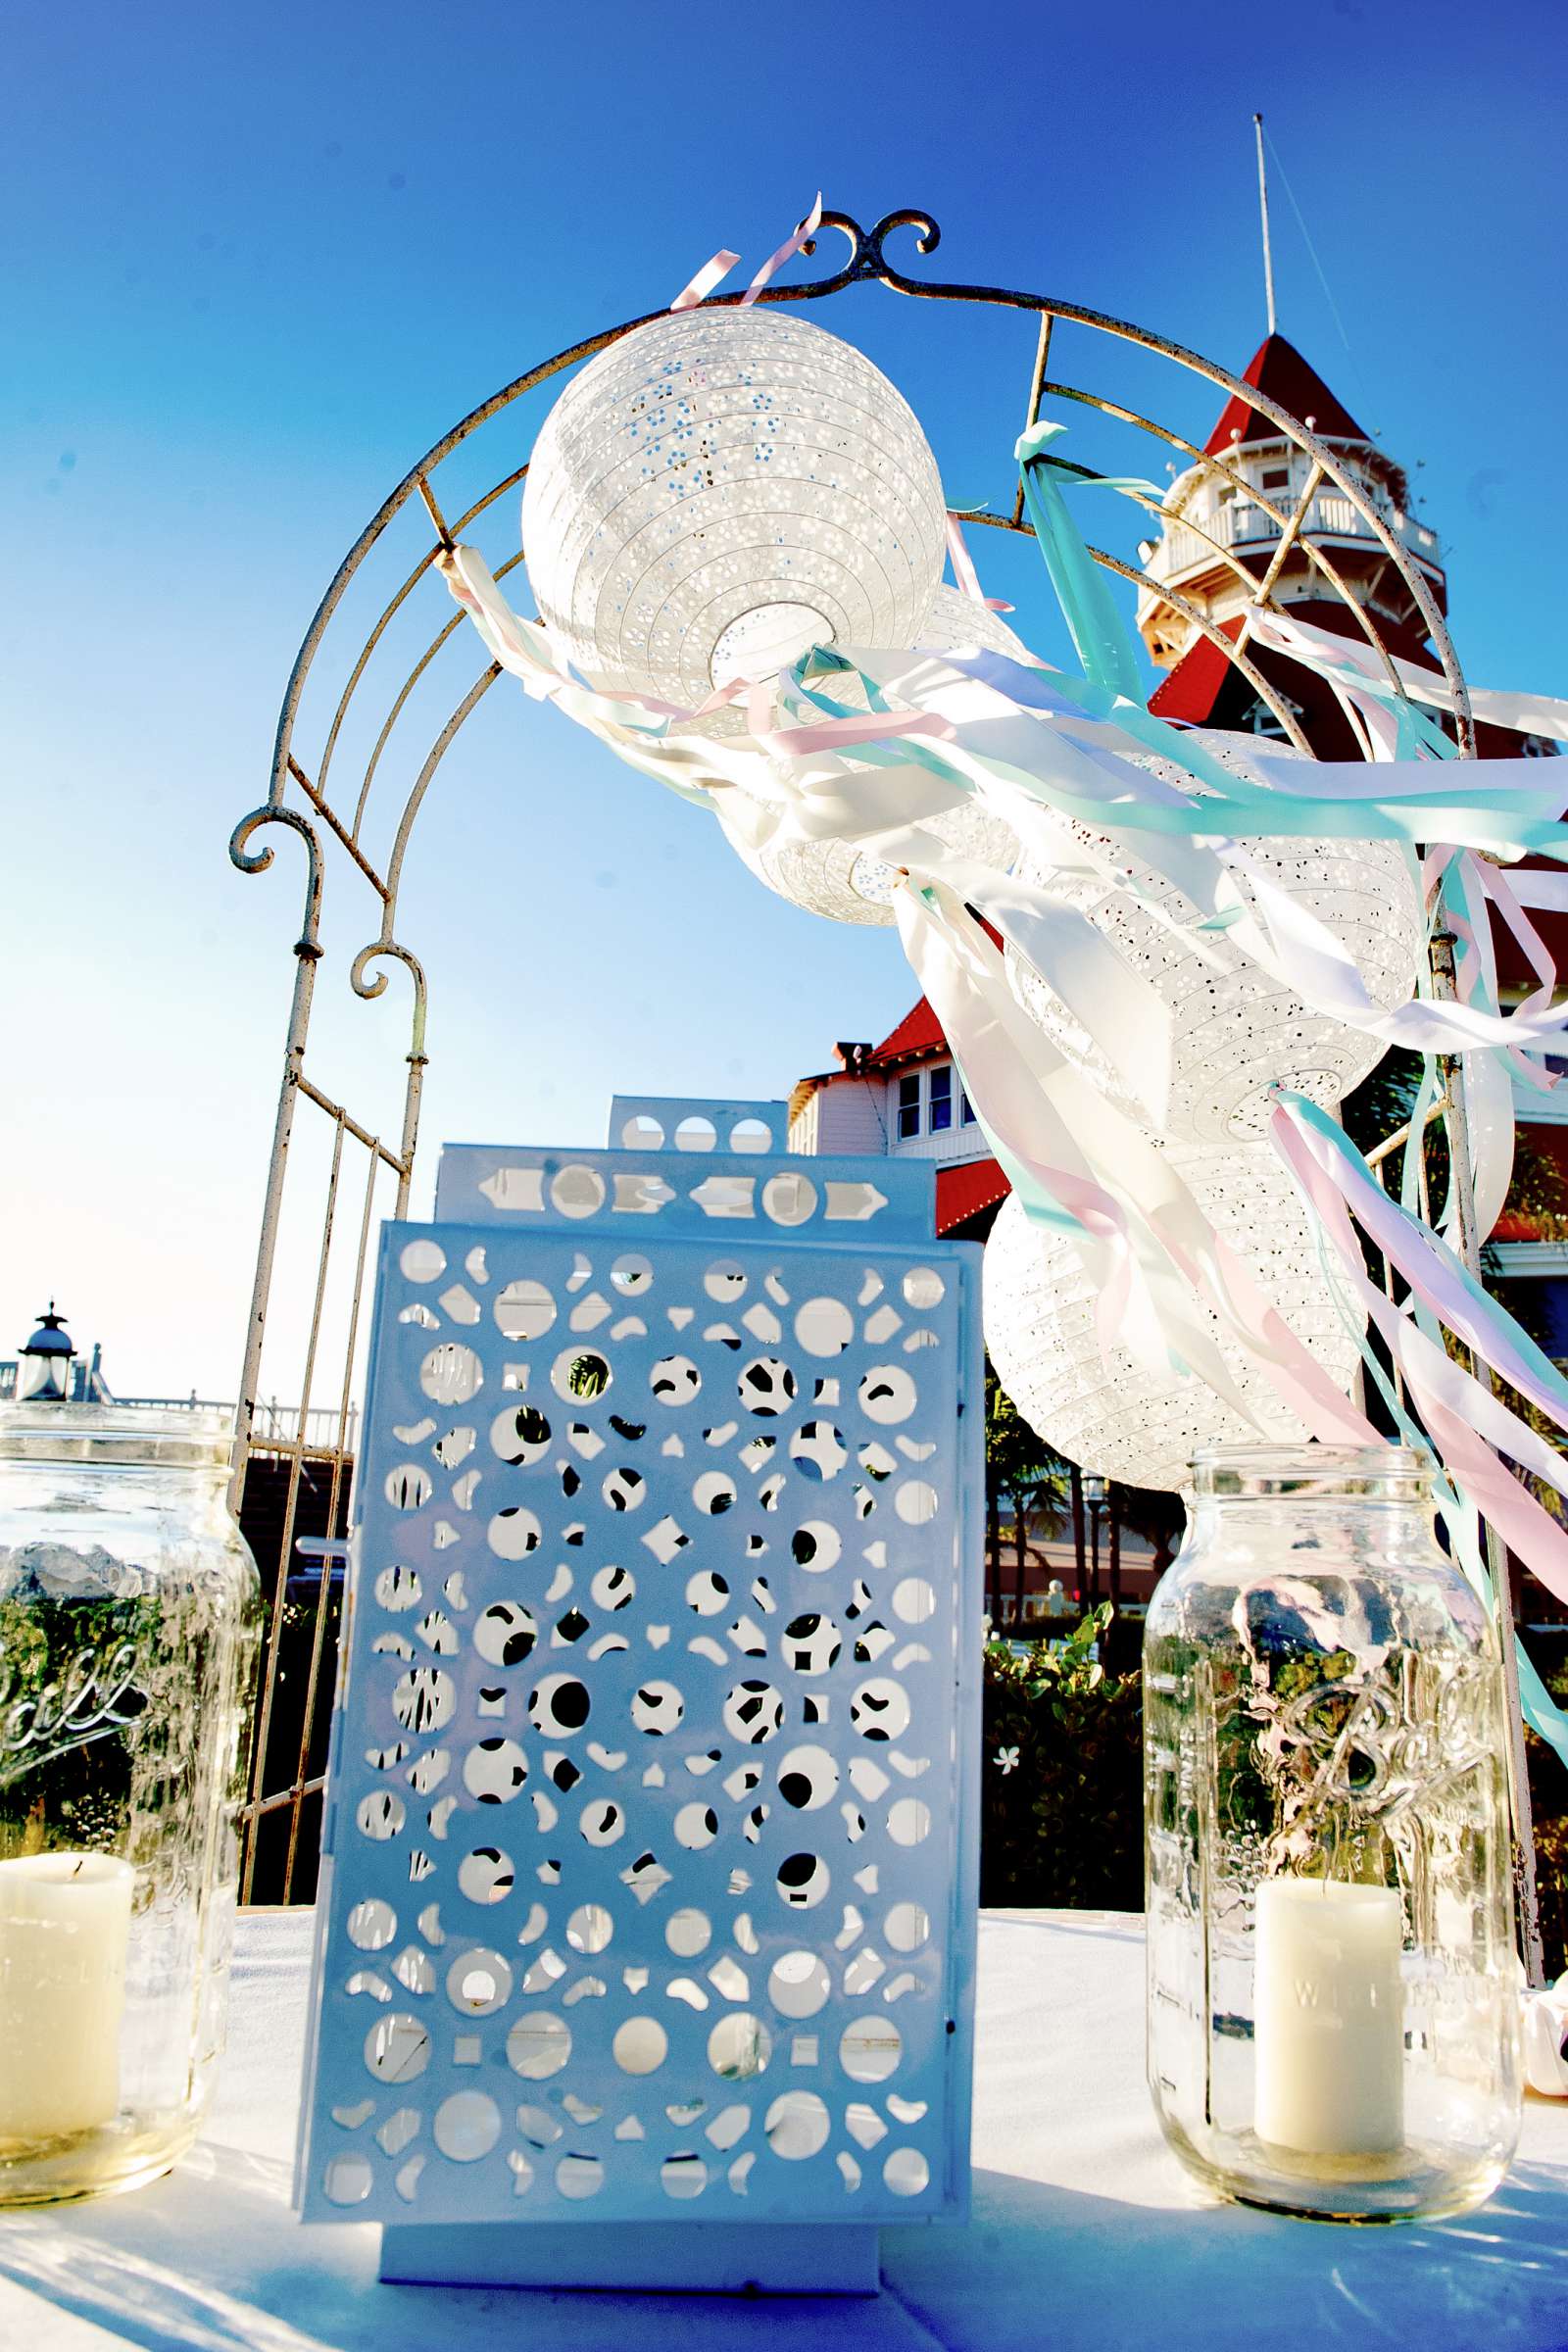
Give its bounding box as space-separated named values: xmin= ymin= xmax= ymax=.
xmin=0 ymin=1405 xmax=262 ymax=2204
xmin=1143 ymin=1444 xmax=1520 ymax=2223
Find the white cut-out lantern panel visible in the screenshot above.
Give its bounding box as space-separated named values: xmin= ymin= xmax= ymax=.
xmin=982 ymin=1144 xmax=1363 ymax=1493
xmin=1005 ymin=731 xmax=1424 ymax=1146
xmin=522 ymin=307 xmax=947 ymax=717
xmin=738 ymin=587 xmax=1032 ymax=927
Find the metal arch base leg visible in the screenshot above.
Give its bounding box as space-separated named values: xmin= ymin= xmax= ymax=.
xmin=378 ymin=2221 xmax=882 ymax=2295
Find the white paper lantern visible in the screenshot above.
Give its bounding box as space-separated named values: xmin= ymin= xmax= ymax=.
xmin=739 ymin=588 xmax=1033 ymax=925
xmin=982 ymin=1146 xmax=1363 ymax=1493
xmin=1005 ymin=730 xmax=1423 ymax=1145
xmin=521 ymin=307 xmax=947 ymax=717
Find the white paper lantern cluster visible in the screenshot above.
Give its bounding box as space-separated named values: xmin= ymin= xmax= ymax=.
xmin=1005 ymin=731 xmax=1424 ymax=1145
xmin=522 ymin=307 xmax=948 ymax=717
xmin=982 ymin=1151 xmax=1362 ymax=1493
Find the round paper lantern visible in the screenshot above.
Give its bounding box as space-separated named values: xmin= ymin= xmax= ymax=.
xmin=1005 ymin=730 xmax=1423 ymax=1146
xmin=982 ymin=1146 xmax=1362 ymax=1493
xmin=739 ymin=588 xmax=1034 ymax=925
xmin=521 ymin=308 xmax=947 ymax=718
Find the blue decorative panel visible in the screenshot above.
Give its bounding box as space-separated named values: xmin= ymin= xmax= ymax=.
xmin=297 ymin=1127 xmax=981 ymax=2243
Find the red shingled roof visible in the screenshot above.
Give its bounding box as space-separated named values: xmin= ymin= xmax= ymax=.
xmin=936 ymin=1156 xmax=1008 ymax=1235
xmin=865 ymin=997 xmax=946 ymax=1068
xmin=1204 ymin=333 xmax=1367 ymax=457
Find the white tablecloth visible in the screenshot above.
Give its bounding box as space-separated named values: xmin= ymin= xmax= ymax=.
xmin=6 ymin=1908 xmax=1568 ymax=2351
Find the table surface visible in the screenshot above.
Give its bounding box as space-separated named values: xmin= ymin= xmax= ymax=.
xmin=6 ymin=1908 xmax=1568 ymax=2352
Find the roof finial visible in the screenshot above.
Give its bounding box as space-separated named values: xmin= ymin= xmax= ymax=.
xmin=1253 ymin=113 xmax=1277 ymax=338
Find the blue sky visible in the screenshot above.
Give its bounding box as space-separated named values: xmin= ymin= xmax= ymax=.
xmin=4 ymin=0 xmax=1563 ymax=1398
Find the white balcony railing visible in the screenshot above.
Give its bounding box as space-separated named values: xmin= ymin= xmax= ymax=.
xmin=1144 ymin=489 xmax=1442 ymax=596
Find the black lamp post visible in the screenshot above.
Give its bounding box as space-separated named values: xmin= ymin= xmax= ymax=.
xmin=16 ymin=1303 xmax=77 ymax=1403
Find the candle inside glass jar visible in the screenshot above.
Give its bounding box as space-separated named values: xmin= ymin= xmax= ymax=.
xmin=0 ymin=1853 xmax=134 ymax=2140
xmin=1254 ymin=1878 xmax=1404 ymax=2159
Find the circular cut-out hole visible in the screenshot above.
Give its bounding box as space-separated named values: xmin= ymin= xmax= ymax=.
xmin=884 ymin=2147 xmax=930 ymax=2196
xmin=767 ymin=1951 xmax=831 ymax=2020
xmin=884 ymin=1901 xmax=931 ymax=1953
xmin=556 ymin=2153 xmax=604 ymax=2198
xmin=764 ymin=2090 xmax=830 ymax=2159
xmin=458 ymin=1846 xmax=514 ymax=1905
xmin=392 ymin=1668 xmax=455 ymax=1736
xmin=783 ymin=1613 xmax=842 ymax=1675
xmin=724 ymin=1682 xmax=784 ymax=1744
xmin=674 ymin=1115 xmax=717 ymax=1152
xmin=790 ymin=1422 xmax=847 ymax=1481
xmin=400 ymin=1240 xmax=446 ymax=1284
xmin=447 ymin=1948 xmax=513 ymax=2016
xmin=685 ymin=1570 xmax=729 ymax=1616
xmin=566 ymin=1904 xmax=613 ymax=1954
xmin=791 ymin=1522 xmax=842 ymax=1574
xmin=464 ymin=1737 xmax=528 ymax=1805
xmin=592 ymin=1564 xmax=636 ymax=1611
xmin=632 ymin=1682 xmax=685 ymax=1736
xmin=347 ymin=1898 xmax=397 ymax=1951
xmin=692 ymin=1471 xmax=736 ymax=1515
xmin=887 ymin=1798 xmax=932 ymax=1847
xmin=474 ymin=1599 xmax=539 ymax=1666
xmin=892 ymin=1577 xmax=936 ymax=1625
xmin=551 ymin=1164 xmax=607 ymax=1218
xmin=419 ymin=1343 xmax=483 ymax=1406
xmin=858 ymin=1365 xmax=918 ymax=1426
xmin=794 ymin=1298 xmax=855 ymax=1356
xmin=580 ymin=1800 xmax=625 ymax=1846
xmin=761 ymin=1173 xmax=816 ymax=1227
xmin=650 ymin=1354 xmax=701 ymax=1406
xmin=903 ymin=1267 xmax=945 ymax=1310
xmin=495 ymin=1279 xmax=557 ymax=1341
xmin=674 ymin=1802 xmax=719 ymax=1850
xmin=490 ymin=1403 xmax=552 ymax=1466
xmin=776 ymin=1852 xmax=830 ymax=1909
xmin=738 ymin=1357 xmax=797 ymax=1418
xmin=323 ymin=2154 xmax=373 ymax=2204
xmin=553 ymin=1348 xmax=612 ymax=1403
xmin=709 ymin=2013 xmax=772 ymax=2081
xmin=612 ymin=2017 xmax=668 ymax=2075
xmin=704 ymin=1261 xmax=747 ymax=1302
xmin=507 ymin=2012 xmax=571 ymax=2079
xmin=851 ymin=1679 xmax=911 ymax=1742
xmin=662 ymin=2153 xmax=709 ymax=2198
xmin=374 ymin=1564 xmax=421 ymax=1612
xmin=729 ymin=1118 xmax=771 ymax=1153
xmin=666 ymin=1908 xmax=712 ymax=1958
xmin=841 ymin=2016 xmax=903 ymax=2082
xmin=529 ymin=1675 xmax=591 ymax=1737
xmin=356 ymin=1791 xmax=405 ymax=1841
xmin=776 ymin=1745 xmax=839 ymax=1811
xmin=895 ymin=1480 xmax=939 ymax=1527
xmin=515 ymin=2102 xmax=562 ymax=2148
xmin=621 ymin=1114 xmax=664 ymax=1150
xmin=485 ymin=1508 xmax=542 ymax=1565
xmin=612 ymin=1251 xmax=653 ymax=1295
xmin=384 ymin=1463 xmax=432 ymax=1511
xmin=602 ymin=1466 xmax=645 ymax=1512
xmin=365 ymin=2013 xmax=430 ymax=2083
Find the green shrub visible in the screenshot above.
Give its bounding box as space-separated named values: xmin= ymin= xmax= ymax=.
xmin=979 ymin=1605 xmax=1144 ymax=1910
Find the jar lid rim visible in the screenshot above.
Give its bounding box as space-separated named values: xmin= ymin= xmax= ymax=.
xmin=1191 ymin=1441 xmax=1433 ymax=1496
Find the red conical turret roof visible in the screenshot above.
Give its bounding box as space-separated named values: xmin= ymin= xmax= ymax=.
xmin=1203 ymin=332 xmax=1367 ymax=455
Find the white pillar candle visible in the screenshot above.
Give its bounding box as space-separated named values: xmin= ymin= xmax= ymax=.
xmin=0 ymin=1853 xmax=134 ymax=2139
xmin=1254 ymin=1878 xmax=1404 ymax=2159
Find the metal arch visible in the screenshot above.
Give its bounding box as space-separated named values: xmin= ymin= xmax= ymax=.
xmin=228 ymin=200 xmax=1485 ymax=1905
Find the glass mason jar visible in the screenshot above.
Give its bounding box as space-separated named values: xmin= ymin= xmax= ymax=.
xmin=0 ymin=1405 xmax=262 ymax=2203
xmin=1145 ymin=1444 xmax=1520 ymax=2222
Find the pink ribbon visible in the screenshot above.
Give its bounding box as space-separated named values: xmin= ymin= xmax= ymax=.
xmin=945 ymin=513 xmax=1013 ymax=612
xmin=670 ymin=194 xmax=823 ymax=314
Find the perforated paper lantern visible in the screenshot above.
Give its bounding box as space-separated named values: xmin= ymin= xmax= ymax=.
xmin=982 ymin=1146 xmax=1362 ymax=1493
xmin=521 ymin=308 xmax=947 ymax=717
xmin=1005 ymin=730 xmax=1424 ymax=1146
xmin=297 ymin=1119 xmax=982 ymax=2292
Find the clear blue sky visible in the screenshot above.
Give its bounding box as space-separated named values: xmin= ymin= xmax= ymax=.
xmin=4 ymin=0 xmax=1563 ymax=1399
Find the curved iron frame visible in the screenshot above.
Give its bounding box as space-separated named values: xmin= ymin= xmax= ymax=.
xmin=230 ymin=204 xmax=1532 ymax=1945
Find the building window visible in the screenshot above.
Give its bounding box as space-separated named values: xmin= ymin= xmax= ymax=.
xmin=960 ymin=1086 xmax=976 ymax=1126
xmin=929 ymin=1065 xmax=953 ymax=1132
xmin=1261 ymin=466 xmax=1289 ymax=490
xmin=897 ymin=1073 xmax=921 ymax=1140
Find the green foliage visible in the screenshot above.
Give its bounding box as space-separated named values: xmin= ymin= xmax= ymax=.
xmin=984 ymin=1363 xmax=1068 ymax=1517
xmin=979 ymin=1605 xmax=1143 ymax=1909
